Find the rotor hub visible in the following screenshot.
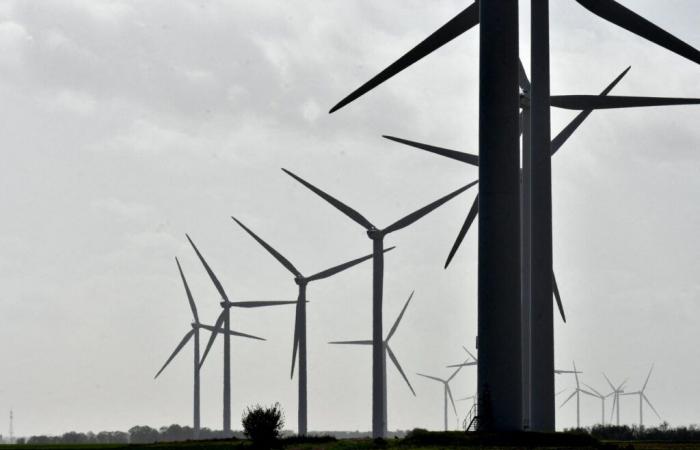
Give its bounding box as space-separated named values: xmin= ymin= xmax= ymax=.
xmin=366 ymin=228 xmax=382 ymax=240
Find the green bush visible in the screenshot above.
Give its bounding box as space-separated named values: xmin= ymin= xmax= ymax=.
xmin=241 ymin=402 xmax=285 ymax=448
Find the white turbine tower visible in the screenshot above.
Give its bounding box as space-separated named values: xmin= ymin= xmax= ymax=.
xmin=581 ymin=382 xmax=613 ymax=426
xmin=603 ymin=373 xmax=627 ymax=426
xmin=329 ymin=291 xmax=416 ymax=436
xmin=186 ymin=235 xmax=297 ymax=434
xmin=621 ymin=365 xmax=661 ymax=429
xmin=559 ymin=361 xmax=587 ymax=428
xmin=154 ymin=258 xmax=265 ymax=438
xmin=417 ymin=365 xmax=465 ymax=431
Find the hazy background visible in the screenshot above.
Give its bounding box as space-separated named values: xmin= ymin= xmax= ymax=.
xmin=0 ymin=0 xmax=698 ymax=436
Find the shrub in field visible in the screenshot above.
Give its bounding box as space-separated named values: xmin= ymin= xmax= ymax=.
xmin=242 ymin=402 xmax=285 ymax=448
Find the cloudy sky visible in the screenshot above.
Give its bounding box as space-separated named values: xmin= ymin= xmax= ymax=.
xmin=0 ymin=0 xmax=698 ymax=437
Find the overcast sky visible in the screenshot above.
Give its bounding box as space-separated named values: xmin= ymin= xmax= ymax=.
xmin=0 ymin=0 xmax=699 ymax=437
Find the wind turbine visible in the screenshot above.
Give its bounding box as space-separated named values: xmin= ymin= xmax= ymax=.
xmin=621 ymin=365 xmax=661 ymax=428
xmin=185 ymin=235 xmax=297 ymax=434
xmin=325 ymin=0 xmax=700 ymax=432
xmin=231 ymin=216 xmax=389 ymax=436
xmin=282 ymin=168 xmax=477 ymax=438
xmin=581 ymin=382 xmax=613 ymax=426
xmin=417 ymin=365 xmax=465 ymax=431
xmin=559 ymin=361 xmax=590 ymax=428
xmin=154 ymin=258 xmax=264 ymax=439
xmin=603 ymin=373 xmax=628 ymax=426
xmin=329 ymin=291 xmax=416 ymax=436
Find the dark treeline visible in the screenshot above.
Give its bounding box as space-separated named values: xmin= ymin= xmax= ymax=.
xmin=566 ymin=423 xmax=700 ymax=441
xmin=14 ymin=426 xmax=410 ymax=445
xmin=15 ymin=425 xmax=244 ymax=445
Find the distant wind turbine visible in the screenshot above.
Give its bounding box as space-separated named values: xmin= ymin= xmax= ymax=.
xmin=559 ymin=361 xmax=589 ymax=428
xmin=282 ymin=168 xmax=477 ymax=438
xmin=621 ymin=364 xmax=661 ymax=428
xmin=330 ymin=291 xmax=416 ymax=435
xmin=231 ymin=216 xmax=388 ymax=436
xmin=417 ymin=365 xmax=465 ymax=431
xmin=581 ymin=382 xmax=613 ymax=426
xmin=186 ymin=235 xmax=297 ymax=434
xmin=154 ymin=258 xmax=264 ymax=438
xmin=603 ymin=373 xmax=628 ymax=426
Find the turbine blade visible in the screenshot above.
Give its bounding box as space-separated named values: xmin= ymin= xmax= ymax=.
xmin=553 ymin=271 xmax=567 ymax=323
xmin=446 ymin=361 xmax=477 ymax=368
xmin=583 ymin=382 xmax=604 ymax=398
xmin=231 ymin=217 xmax=301 ymax=277
xmin=290 ymin=306 xmax=300 ymax=379
xmin=447 ymin=363 xmax=464 ymax=382
xmin=386 ymin=290 xmax=414 ymax=340
xmin=383 ymin=180 xmax=478 ymax=235
xmin=416 ymin=373 xmax=444 ymax=383
xmin=227 ymin=301 xmax=298 ymax=308
xmin=580 ymin=389 xmax=598 ymax=398
xmin=186 ymin=235 xmax=228 ymax=302
xmin=306 ymin=247 xmax=394 ymax=282
xmin=518 ymin=59 xmax=530 ymax=91
xmin=618 ymin=378 xmax=629 ymax=391
xmin=198 ymin=324 xmax=266 ymax=341
xmin=328 ymin=340 xmax=373 ymax=345
xmin=444 ymin=194 xmax=479 ymax=269
xmin=550 ymin=95 xmax=700 ymax=110
xmin=550 ymin=66 xmax=630 ymax=155
xmin=575 ymin=0 xmax=700 ymax=66
xmin=386 ymin=345 xmax=416 ymax=396
xmin=560 ymin=390 xmax=577 ymax=408
xmin=199 ymin=311 xmax=225 ymax=368
xmin=282 ymin=169 xmax=374 ymax=230
xmin=603 ymin=372 xmax=616 ymax=391
xmin=446 ymin=384 xmax=458 ymax=416
xmin=462 ymin=346 xmax=478 ymax=362
xmin=643 ymin=394 xmax=662 ymax=420
xmin=642 ymin=363 xmax=654 ymax=392
xmin=610 ymin=394 xmax=617 ymax=423
xmin=154 ymin=329 xmax=194 ymax=379
xmin=175 ymin=257 xmax=198 ymax=323
xmin=382 ymin=135 xmax=479 ymax=166
xmin=329 ymin=2 xmax=479 ymax=113
xmin=573 ymin=361 xmax=580 ymax=386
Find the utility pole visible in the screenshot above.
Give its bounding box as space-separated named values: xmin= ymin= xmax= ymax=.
xmin=477 ymin=0 xmax=522 ymax=431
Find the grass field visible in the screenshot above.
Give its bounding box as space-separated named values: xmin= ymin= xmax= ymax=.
xmin=4 ymin=431 xmax=700 ymax=449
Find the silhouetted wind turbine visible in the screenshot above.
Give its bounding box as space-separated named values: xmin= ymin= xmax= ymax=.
xmin=327 ymin=0 xmax=700 ymax=433
xmin=231 ymin=216 xmax=388 ymax=436
xmin=581 ymin=382 xmax=613 ymax=426
xmin=186 ymin=235 xmax=297 ymax=434
xmin=417 ymin=365 xmax=465 ymax=431
xmin=621 ymin=364 xmax=661 ymax=428
xmin=154 ymin=258 xmax=262 ymax=439
xmin=282 ymin=168 xmax=477 ymax=438
xmin=330 ymin=291 xmax=416 ymax=435
xmin=559 ymin=361 xmax=589 ymax=428
xmin=603 ymin=373 xmax=628 ymax=426
xmin=383 ymin=64 xmax=630 ymax=274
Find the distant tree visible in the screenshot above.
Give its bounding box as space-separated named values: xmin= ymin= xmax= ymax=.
xmin=159 ymin=424 xmax=193 ymax=442
xmin=128 ymin=425 xmax=159 ymax=443
xmin=96 ymin=430 xmax=129 ymax=444
xmin=15 ymin=437 xmax=25 ymax=445
xmin=61 ymin=431 xmax=89 ymax=444
xmin=242 ymin=403 xmax=285 ymax=448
